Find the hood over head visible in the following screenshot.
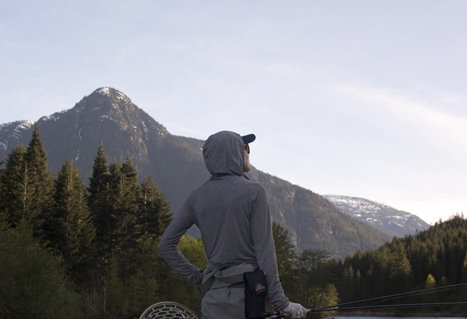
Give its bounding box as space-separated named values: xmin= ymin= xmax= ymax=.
xmin=203 ymin=131 xmax=245 ymax=176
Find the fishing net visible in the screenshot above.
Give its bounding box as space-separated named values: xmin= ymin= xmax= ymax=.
xmin=139 ymin=301 xmax=200 ymax=319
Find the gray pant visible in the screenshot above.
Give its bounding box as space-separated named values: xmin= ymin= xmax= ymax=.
xmin=200 ymin=264 xmax=273 ymax=319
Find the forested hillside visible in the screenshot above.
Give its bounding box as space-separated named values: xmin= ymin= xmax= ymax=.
xmin=0 ymin=127 xmax=338 ymax=318
xmin=331 ymin=214 xmax=467 ymax=314
xmin=0 ymin=127 xmax=202 ymax=318
xmin=1 ymin=128 xmax=466 ymax=318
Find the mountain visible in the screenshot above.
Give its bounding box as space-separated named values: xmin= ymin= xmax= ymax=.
xmin=323 ymin=195 xmax=430 ymax=236
xmin=0 ymin=87 xmax=393 ymax=258
xmin=0 ymin=120 xmax=35 ymax=151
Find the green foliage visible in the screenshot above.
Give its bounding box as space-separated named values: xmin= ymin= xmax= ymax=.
xmin=272 ymin=221 xmax=296 ymax=298
xmin=88 ymin=143 xmax=109 ymax=215
xmin=178 ymin=235 xmax=208 ymax=269
xmin=0 ymin=144 xmax=30 ymax=225
xmin=25 ymin=125 xmax=54 ymax=236
xmin=0 ymin=134 xmax=179 ymax=319
xmin=295 ymin=249 xmax=339 ymax=316
xmin=271 ymin=224 xmax=340 ymax=317
xmin=107 ymin=158 xmax=140 ymax=252
xmin=389 ymin=247 xmax=414 ymax=293
xmin=3 ymin=126 xmax=467 ymax=317
xmin=166 ymin=236 xmax=208 ymax=313
xmin=138 ymin=174 xmax=173 ymax=238
xmin=0 ymin=219 xmax=82 ymax=319
xmin=332 ymin=214 xmax=467 ymax=314
xmin=425 ymin=273 xmax=436 ymax=289
xmin=0 ymin=125 xmax=54 ymax=239
xmin=52 ymin=159 xmax=96 ymax=284
xmin=106 ymin=256 xmax=125 ymax=316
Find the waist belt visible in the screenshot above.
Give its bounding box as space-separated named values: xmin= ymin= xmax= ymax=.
xmin=198 ymin=263 xmax=258 ymax=294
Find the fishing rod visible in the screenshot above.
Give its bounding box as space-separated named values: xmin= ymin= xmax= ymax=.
xmin=313 ymin=302 xmax=467 ymax=313
xmin=309 ymin=282 xmax=467 ymax=313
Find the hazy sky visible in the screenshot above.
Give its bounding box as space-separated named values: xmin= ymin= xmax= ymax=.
xmin=1 ymin=1 xmax=466 ymax=224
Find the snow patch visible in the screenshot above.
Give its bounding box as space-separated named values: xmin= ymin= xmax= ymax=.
xmin=41 ymin=114 xmax=60 ymax=122
xmin=17 ymin=121 xmax=34 ymax=130
xmin=97 ymin=87 xmax=111 ymax=96
xmin=142 ymin=121 xmax=149 ymax=140
xmin=99 ymin=115 xmax=117 ymax=123
xmin=0 ymin=121 xmax=34 ymax=151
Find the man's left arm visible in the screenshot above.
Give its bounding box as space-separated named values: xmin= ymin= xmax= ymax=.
xmin=157 ymin=200 xmax=204 ymax=285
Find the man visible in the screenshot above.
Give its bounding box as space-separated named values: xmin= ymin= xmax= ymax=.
xmin=158 ymin=131 xmax=308 ymax=319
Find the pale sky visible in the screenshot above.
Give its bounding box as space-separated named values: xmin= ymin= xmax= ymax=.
xmin=1 ymin=1 xmax=466 ymax=224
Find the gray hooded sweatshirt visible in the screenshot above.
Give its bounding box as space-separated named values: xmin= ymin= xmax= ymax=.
xmin=157 ymin=131 xmax=289 ymax=311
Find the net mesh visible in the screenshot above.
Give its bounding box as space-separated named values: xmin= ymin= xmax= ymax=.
xmin=140 ymin=302 xmax=200 ymax=319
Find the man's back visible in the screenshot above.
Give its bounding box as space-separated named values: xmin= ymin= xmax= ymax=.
xmin=158 ymin=131 xmax=307 ymax=318
xmin=188 ymin=174 xmax=266 ymax=270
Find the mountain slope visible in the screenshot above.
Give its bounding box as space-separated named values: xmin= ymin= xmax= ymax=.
xmin=248 ymin=170 xmax=393 ymax=256
xmin=0 ymin=87 xmax=393 ymax=258
xmin=323 ymin=195 xmax=430 ymax=236
xmin=0 ymin=120 xmax=35 ymax=151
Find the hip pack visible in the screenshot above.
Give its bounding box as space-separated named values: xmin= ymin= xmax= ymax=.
xmin=244 ymin=270 xmax=268 ymax=319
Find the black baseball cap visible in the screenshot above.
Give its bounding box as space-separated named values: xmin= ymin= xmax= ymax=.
xmin=242 ymin=134 xmax=256 ymax=144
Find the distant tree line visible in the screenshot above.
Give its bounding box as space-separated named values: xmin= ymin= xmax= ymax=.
xmin=1 ymin=126 xmax=466 ymax=318
xmin=331 ymin=214 xmax=467 ymax=315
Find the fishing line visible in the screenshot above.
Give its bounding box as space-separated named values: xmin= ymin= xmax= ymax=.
xmin=313 ymin=302 xmax=467 ymax=312
xmin=308 ymin=282 xmax=467 ymax=313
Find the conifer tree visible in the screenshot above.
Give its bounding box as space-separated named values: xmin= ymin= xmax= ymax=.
xmin=25 ymin=125 xmax=54 ymax=237
xmin=389 ymin=247 xmax=414 ymax=294
xmin=53 ymin=159 xmax=96 ymax=281
xmin=88 ymin=143 xmax=109 ymax=200
xmin=137 ymin=174 xmax=173 ymax=238
xmin=88 ymin=143 xmax=111 ymax=286
xmin=272 ymin=221 xmax=296 ymax=298
xmin=0 ymin=144 xmax=31 ymax=225
xmin=88 ymin=143 xmax=110 ymax=235
xmin=341 ymin=264 xmax=354 ymax=302
xmin=296 ymin=249 xmax=331 ymax=306
xmin=107 ymin=158 xmax=140 ymax=252
xmin=93 ymin=155 xmax=143 ymax=289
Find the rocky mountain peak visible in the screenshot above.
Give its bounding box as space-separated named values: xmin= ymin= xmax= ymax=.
xmin=0 ymin=87 xmax=398 ymax=257
xmin=72 ymin=87 xmax=135 ymax=115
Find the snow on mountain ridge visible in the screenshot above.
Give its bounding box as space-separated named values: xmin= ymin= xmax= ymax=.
xmin=323 ymin=194 xmax=430 ymax=236
xmin=0 ymin=120 xmax=35 ymax=151
xmin=97 ymin=87 xmax=111 ymax=95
